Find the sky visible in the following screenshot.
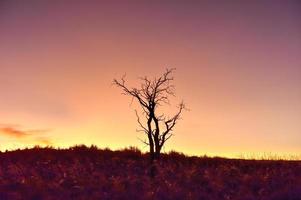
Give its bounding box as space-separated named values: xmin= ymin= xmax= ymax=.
xmin=0 ymin=1 xmax=300 ymax=158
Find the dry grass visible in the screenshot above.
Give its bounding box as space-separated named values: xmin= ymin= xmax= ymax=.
xmin=0 ymin=145 xmax=300 ymax=200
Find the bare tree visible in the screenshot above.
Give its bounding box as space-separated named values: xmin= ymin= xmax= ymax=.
xmin=113 ymin=68 xmax=185 ymax=162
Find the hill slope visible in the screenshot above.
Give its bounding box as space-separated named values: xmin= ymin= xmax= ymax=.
xmin=0 ymin=146 xmax=300 ymax=200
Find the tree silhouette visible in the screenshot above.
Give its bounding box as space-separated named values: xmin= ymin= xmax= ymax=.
xmin=114 ymin=68 xmax=185 ymax=162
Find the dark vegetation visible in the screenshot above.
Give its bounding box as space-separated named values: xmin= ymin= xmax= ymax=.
xmin=0 ymin=145 xmax=300 ymax=200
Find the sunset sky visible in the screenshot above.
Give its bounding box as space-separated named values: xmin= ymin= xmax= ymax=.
xmin=0 ymin=1 xmax=300 ymax=158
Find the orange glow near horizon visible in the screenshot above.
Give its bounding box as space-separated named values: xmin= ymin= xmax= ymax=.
xmin=0 ymin=1 xmax=300 ymax=158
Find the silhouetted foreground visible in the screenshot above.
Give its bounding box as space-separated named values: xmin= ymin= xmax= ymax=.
xmin=0 ymin=146 xmax=300 ymax=200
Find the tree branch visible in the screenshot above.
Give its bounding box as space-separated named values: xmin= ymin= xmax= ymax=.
xmin=160 ymin=102 xmax=185 ymax=147
xmin=135 ymin=110 xmax=148 ymax=134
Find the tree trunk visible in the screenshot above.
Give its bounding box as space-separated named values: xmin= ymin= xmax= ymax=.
xmin=153 ymin=115 xmax=161 ymax=160
xmin=147 ymin=117 xmax=155 ymax=163
xmin=147 ymin=129 xmax=155 ymax=162
xmin=154 ymin=147 xmax=161 ymax=160
xmin=149 ymin=145 xmax=160 ymax=178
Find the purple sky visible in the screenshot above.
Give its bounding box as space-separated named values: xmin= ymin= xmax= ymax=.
xmin=0 ymin=1 xmax=300 ymax=157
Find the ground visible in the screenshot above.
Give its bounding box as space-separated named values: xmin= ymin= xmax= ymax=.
xmin=0 ymin=146 xmax=300 ymax=200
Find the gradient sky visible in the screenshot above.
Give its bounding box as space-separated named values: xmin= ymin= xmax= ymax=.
xmin=0 ymin=1 xmax=300 ymax=158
